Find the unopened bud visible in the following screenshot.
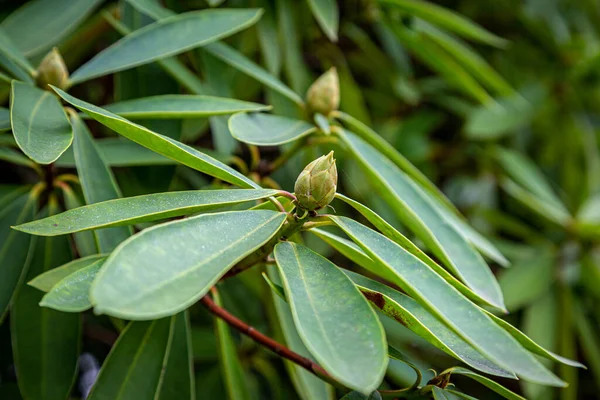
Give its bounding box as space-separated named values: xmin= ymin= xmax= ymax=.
xmin=294 ymin=151 xmax=337 ymax=211
xmin=306 ymin=67 xmax=339 ymax=117
xmin=36 ymin=48 xmax=69 ymax=90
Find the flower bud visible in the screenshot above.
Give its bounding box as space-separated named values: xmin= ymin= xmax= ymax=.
xmin=294 ymin=151 xmax=337 ymax=211
xmin=36 ymin=48 xmax=69 ymax=90
xmin=305 ymin=67 xmax=339 ymax=117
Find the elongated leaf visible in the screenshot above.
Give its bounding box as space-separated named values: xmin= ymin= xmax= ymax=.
xmin=307 ymin=0 xmax=339 ymax=41
xmin=100 ymin=95 xmax=270 ymax=119
xmin=341 ymin=391 xmax=382 ymax=400
xmin=58 ymin=183 xmax=98 ymax=256
xmin=0 ymin=189 xmax=38 ymax=318
xmin=339 ymin=130 xmax=504 ymax=309
xmin=330 ymin=216 xmax=564 ymax=386
xmin=11 ymin=204 xmax=80 ymax=400
xmin=17 ymin=189 xmax=280 ymax=236
xmin=465 ymin=93 xmax=534 ymax=140
xmin=274 ymin=242 xmax=387 ymax=394
xmin=92 ymin=210 xmax=286 ymax=319
xmin=54 ymin=88 xmax=259 ymax=188
xmin=1 ymin=0 xmax=102 ymax=56
xmin=39 ymin=258 xmax=104 ymax=312
xmin=380 ymin=0 xmax=507 ymax=47
xmin=0 ymin=107 xmax=10 ymax=131
xmin=345 ymin=270 xmax=514 ymax=378
xmin=267 ymin=266 xmax=333 ymax=400
xmin=444 ymin=367 xmax=525 ymax=400
xmin=229 ymin=112 xmax=316 ymax=145
xmin=0 ymin=146 xmax=38 ymax=169
xmin=10 ymin=81 xmax=73 ymax=164
xmin=70 ymin=9 xmax=263 ymax=84
xmin=29 ymin=254 xmax=107 ymax=292
xmin=213 ymin=290 xmax=251 ymax=400
xmin=0 ymin=31 xmax=35 ymax=75
xmin=70 ymin=112 xmax=131 ymax=253
xmin=333 ymin=195 xmax=505 ymax=309
xmin=432 ymin=387 xmax=462 ymax=400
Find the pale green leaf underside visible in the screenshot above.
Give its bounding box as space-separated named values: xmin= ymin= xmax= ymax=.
xmin=16 ymin=189 xmax=280 ymax=236
xmin=70 ymin=9 xmax=263 ymax=84
xmin=28 ymin=254 xmax=107 ymax=292
xmin=0 ymin=0 xmax=103 ymax=56
xmin=99 ymin=95 xmax=271 ymax=119
xmin=307 ymin=0 xmax=339 ymax=41
xmin=10 ymin=81 xmax=73 ymax=164
xmin=229 ymin=112 xmax=316 ymax=145
xmin=53 ymin=88 xmax=259 ymax=188
xmin=330 ymin=216 xmax=564 ymax=386
xmin=445 ymin=367 xmax=525 ymax=400
xmin=340 ymin=130 xmax=504 ymax=309
xmin=91 ymin=210 xmax=286 ymax=320
xmin=40 ymin=259 xmax=105 ymax=312
xmin=345 ymin=270 xmax=514 ymax=378
xmin=274 ymin=242 xmax=387 ymax=394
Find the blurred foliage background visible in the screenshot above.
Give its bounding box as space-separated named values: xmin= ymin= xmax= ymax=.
xmin=1 ymin=0 xmax=600 ymax=399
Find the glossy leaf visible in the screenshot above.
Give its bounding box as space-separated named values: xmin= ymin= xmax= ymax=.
xmin=88 ymin=313 xmax=194 ymax=399
xmin=267 ymin=266 xmax=333 ymax=400
xmin=70 ymin=9 xmax=263 ymax=84
xmin=70 ymin=112 xmax=131 ymax=253
xmin=11 ymin=205 xmax=80 ymax=400
xmin=345 ymin=270 xmax=515 ymax=378
xmin=39 ymin=259 xmax=104 ymax=312
xmin=54 ymin=88 xmax=259 ymax=188
xmin=58 ymin=183 xmax=98 ymax=256
xmin=16 ymin=189 xmax=280 ymax=236
xmin=334 ymin=111 xmax=508 ymax=267
xmin=204 ymin=42 xmax=304 ymax=106
xmin=380 ymin=0 xmax=507 ymax=47
xmin=28 ymin=254 xmax=107 ymax=292
xmin=0 ymin=0 xmax=102 ymax=56
xmin=229 ymin=112 xmax=316 ymax=145
xmin=432 ymin=387 xmax=463 ymax=400
xmin=213 ymin=289 xmax=251 ymax=400
xmin=444 ymin=367 xmax=525 ymax=400
xmin=10 ymin=81 xmax=73 ymax=164
xmin=0 ymin=189 xmax=38 ymax=318
xmin=330 ymin=216 xmax=564 ymax=386
xmin=100 ymin=95 xmax=270 ymax=119
xmin=274 ymin=241 xmax=387 ymax=394
xmin=91 ymin=210 xmax=286 ymax=319
xmin=334 ymin=194 xmax=505 ymax=309
xmin=339 ymin=130 xmax=504 ymax=309
xmin=307 ymin=0 xmax=339 ymax=41
xmin=0 ymin=31 xmax=35 ymax=75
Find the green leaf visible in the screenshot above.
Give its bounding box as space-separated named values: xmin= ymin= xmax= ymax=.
xmin=444 ymin=367 xmax=525 ymax=400
xmin=333 ymin=194 xmax=505 ymax=309
xmin=0 ymin=146 xmax=38 ymax=169
xmin=340 ymin=390 xmax=382 ymax=400
xmin=0 ymin=0 xmax=102 ymax=56
xmin=99 ymin=95 xmax=271 ymax=119
xmin=380 ymin=0 xmax=508 ymax=47
xmin=213 ymin=289 xmax=251 ymax=400
xmin=70 ymin=9 xmax=263 ymax=84
xmin=267 ymin=266 xmax=333 ymax=400
xmin=0 ymin=31 xmax=35 ymax=75
xmin=274 ymin=241 xmax=387 ymax=394
xmin=432 ymin=387 xmax=462 ymax=400
xmin=307 ymin=0 xmax=339 ymax=41
xmin=229 ymin=112 xmax=316 ymax=145
xmin=11 ymin=205 xmax=81 ymax=400
xmin=0 ymin=107 xmax=11 ymax=131
xmin=16 ymin=189 xmax=280 ymax=236
xmin=574 ymin=300 xmax=600 ymax=392
xmin=28 ymin=254 xmax=107 ymax=292
xmin=339 ymin=130 xmax=504 ymax=310
xmin=88 ymin=312 xmax=194 ymax=399
xmin=92 ymin=210 xmax=286 ymax=319
xmin=330 ymin=216 xmax=565 ymax=386
xmin=0 ymin=189 xmax=38 ymax=318
xmin=10 ymin=81 xmax=73 ymax=164
xmin=54 ymin=88 xmax=259 ymax=188
xmin=58 ymin=183 xmax=98 ymax=256
xmin=70 ymin=112 xmax=131 ymax=253
xmin=345 ymin=270 xmax=515 ymax=378
xmin=39 ymin=258 xmax=104 ymax=312
xmin=204 ymin=42 xmax=304 ymax=106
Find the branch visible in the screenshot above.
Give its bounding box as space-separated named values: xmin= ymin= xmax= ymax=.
xmin=201 ymin=292 xmax=337 ymax=387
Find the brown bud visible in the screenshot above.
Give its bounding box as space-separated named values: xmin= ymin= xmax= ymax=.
xmin=36 ymin=48 xmax=69 ymax=90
